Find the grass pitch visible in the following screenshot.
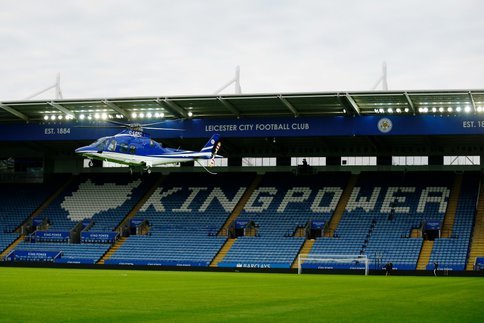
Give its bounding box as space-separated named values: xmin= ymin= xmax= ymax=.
xmin=0 ymin=267 xmax=482 ymax=322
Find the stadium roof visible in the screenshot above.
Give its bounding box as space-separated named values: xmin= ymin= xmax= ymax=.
xmin=0 ymin=89 xmax=483 ymax=123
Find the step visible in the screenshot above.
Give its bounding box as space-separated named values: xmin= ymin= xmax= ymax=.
xmin=97 ymin=237 xmax=127 ymax=265
xmin=416 ymin=240 xmax=434 ymax=270
xmin=210 ymin=238 xmax=237 ymax=267
xmin=324 ymin=174 xmax=358 ymax=237
xmin=218 ymin=175 xmax=261 ymax=236
xmin=291 ymin=239 xmax=316 ymax=269
xmin=0 ymin=235 xmax=25 ymax=259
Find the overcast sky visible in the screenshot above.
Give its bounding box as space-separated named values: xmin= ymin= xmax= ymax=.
xmin=0 ymin=0 xmax=483 ymax=101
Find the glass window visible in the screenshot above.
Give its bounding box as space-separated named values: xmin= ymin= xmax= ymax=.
xmin=392 ymin=156 xmax=429 ymax=166
xmin=108 ymin=140 xmax=117 ymax=151
xmin=93 ymin=137 xmax=109 ymax=150
xmin=242 ymin=157 xmax=276 ymax=167
xmin=195 ymin=158 xmax=228 ymax=167
xmin=290 ymin=157 xmax=326 ymax=166
xmin=341 ymin=156 xmax=377 ymax=166
xmin=119 ymin=144 xmax=128 ymax=153
xmin=443 ymin=156 xmax=480 ymax=165
xmin=103 ymin=161 xmax=128 ymax=168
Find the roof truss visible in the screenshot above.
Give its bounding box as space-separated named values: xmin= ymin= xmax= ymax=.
xmin=403 ymin=92 xmax=416 ymax=115
xmin=48 ymin=101 xmax=72 ymax=116
xmin=345 ymin=93 xmax=360 ymax=115
xmin=217 ymin=97 xmax=240 ymax=118
xmin=278 ymin=95 xmax=299 ymax=117
xmin=156 ymin=98 xmax=188 ymax=118
xmin=0 ymin=103 xmax=29 ymax=121
xmin=102 ymin=100 xmax=130 ymax=119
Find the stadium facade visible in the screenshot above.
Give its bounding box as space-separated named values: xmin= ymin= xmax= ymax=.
xmin=0 ymin=90 xmax=483 ymax=274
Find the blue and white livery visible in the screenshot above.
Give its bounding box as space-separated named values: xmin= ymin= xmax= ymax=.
xmin=75 ymin=129 xmax=222 ymax=174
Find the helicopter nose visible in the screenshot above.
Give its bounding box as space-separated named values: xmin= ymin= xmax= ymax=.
xmin=75 ymin=146 xmax=91 ymax=154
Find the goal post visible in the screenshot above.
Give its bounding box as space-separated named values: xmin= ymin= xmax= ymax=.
xmin=297 ymin=254 xmax=369 ymax=275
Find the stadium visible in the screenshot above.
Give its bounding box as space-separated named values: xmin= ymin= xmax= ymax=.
xmin=0 ymin=90 xmax=483 ymax=320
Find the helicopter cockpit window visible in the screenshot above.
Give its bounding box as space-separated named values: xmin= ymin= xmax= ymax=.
xmin=107 ymin=140 xmax=117 ymax=151
xmin=129 ymin=145 xmax=136 ymax=154
xmin=93 ymin=137 xmax=109 ymax=150
xmin=119 ymin=143 xmax=128 ymax=153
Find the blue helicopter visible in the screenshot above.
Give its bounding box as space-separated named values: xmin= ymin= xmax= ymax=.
xmin=75 ymin=122 xmax=222 ymax=174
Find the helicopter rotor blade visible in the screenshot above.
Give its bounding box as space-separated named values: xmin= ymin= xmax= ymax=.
xmin=75 ymin=125 xmax=126 ymax=128
xmin=142 ymin=127 xmax=184 ymax=131
xmin=105 ymin=120 xmax=131 ymax=127
xmin=75 ymin=120 xmax=184 ymax=131
xmin=140 ymin=121 xmax=175 ymax=127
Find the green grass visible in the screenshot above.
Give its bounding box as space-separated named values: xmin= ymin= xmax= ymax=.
xmin=0 ymin=268 xmax=482 ymax=322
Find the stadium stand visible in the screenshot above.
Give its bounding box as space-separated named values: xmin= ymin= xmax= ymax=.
xmin=0 ymin=182 xmax=58 ymax=233
xmin=307 ymin=172 xmax=454 ymax=271
xmin=2 ymin=174 xmax=153 ymax=263
xmin=218 ymin=172 xmax=350 ymax=268
xmin=0 ymin=233 xmax=19 ymax=255
xmin=0 ymin=180 xmax=62 ymax=254
xmin=426 ymin=173 xmax=479 ymax=271
xmin=36 ymin=174 xmax=153 ymax=231
xmin=106 ymin=173 xmax=253 ymax=266
xmin=467 ymin=174 xmax=484 ymax=270
xmin=11 ymin=241 xmax=110 ymax=264
xmin=1 ymin=171 xmax=480 ymax=272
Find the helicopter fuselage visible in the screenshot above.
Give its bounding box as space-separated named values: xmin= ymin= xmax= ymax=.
xmin=75 ymin=130 xmax=220 ymax=169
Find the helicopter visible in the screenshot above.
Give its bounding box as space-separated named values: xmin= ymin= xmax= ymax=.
xmin=75 ymin=122 xmax=222 ymax=174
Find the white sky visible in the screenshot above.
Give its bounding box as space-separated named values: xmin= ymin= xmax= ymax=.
xmin=0 ymin=0 xmax=483 ymax=101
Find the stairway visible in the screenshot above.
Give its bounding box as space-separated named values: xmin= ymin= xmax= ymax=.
xmin=210 ymin=238 xmax=236 ymax=267
xmin=410 ymin=228 xmax=421 ymax=238
xmin=115 ymin=174 xmax=164 ymax=232
xmin=441 ymin=174 xmax=462 ymax=238
xmin=291 ymin=239 xmax=316 ymax=269
xmin=466 ymin=175 xmax=484 ymax=270
xmin=416 ymin=240 xmax=434 ymax=270
xmin=0 ymin=235 xmax=25 ymax=259
xmin=97 ymin=237 xmax=127 ymax=265
xmin=324 ymin=174 xmax=358 ymax=237
xmin=293 ymin=226 xmax=306 ymax=237
xmin=218 ymin=175 xmax=262 ymax=236
xmin=16 ymin=175 xmax=75 ymax=233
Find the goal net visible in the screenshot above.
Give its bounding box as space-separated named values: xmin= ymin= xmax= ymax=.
xmin=297 ymin=254 xmax=369 ymax=275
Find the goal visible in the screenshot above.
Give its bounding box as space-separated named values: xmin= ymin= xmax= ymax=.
xmin=297 ymin=254 xmax=369 ymax=275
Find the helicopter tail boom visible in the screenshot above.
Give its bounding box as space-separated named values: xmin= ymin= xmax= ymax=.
xmin=200 ymin=134 xmax=220 ymax=152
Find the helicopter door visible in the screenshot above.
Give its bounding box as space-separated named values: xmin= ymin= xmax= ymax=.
xmin=107 ymin=139 xmax=117 ymax=152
